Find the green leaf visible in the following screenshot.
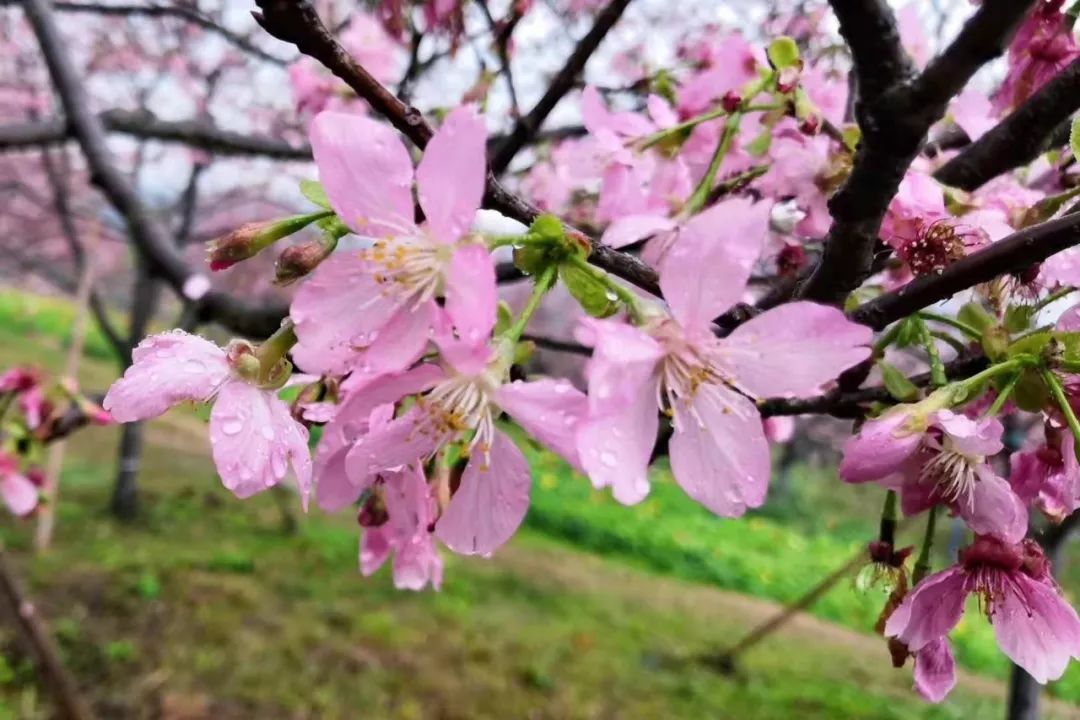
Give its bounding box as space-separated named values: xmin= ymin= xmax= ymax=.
xmin=1013 ymin=368 xmax=1050 ymax=412
xmin=957 ymin=302 xmax=995 ymax=333
xmin=1071 ymin=116 xmax=1080 ymax=161
xmin=894 ymin=317 xmax=920 ymax=349
xmin=1007 ymin=330 xmax=1053 ymax=359
xmin=513 ymin=246 xmax=550 ymax=276
xmin=1004 ymin=305 xmax=1036 ymax=333
xmin=982 ymin=325 xmax=1010 ymax=361
xmin=300 ymin=179 xmax=331 ymax=210
xmin=766 ymin=36 xmax=801 ymax=70
xmin=878 ymin=361 xmax=919 ymax=402
xmin=1059 ymin=331 xmax=1080 ymax=362
xmin=494 ymin=301 xmax=514 ymax=336
xmin=530 ymin=214 xmax=565 ymax=243
xmin=559 ymin=262 xmax=619 ymax=318
xmin=745 ymin=129 xmax=773 ymax=157
xmin=841 ymin=125 xmax=861 ymax=153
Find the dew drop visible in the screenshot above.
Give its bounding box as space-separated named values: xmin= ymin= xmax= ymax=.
xmin=599 ymin=451 xmax=616 ymax=468
xmin=260 ymin=426 xmax=275 ymax=440
xmin=222 ymin=418 xmax=244 ymax=436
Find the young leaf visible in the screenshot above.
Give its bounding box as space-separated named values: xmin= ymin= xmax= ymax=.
xmin=766 ymin=36 xmax=800 ymax=70
xmin=300 ymin=179 xmax=332 ymax=210
xmin=878 ymin=361 xmax=919 ymax=402
xmin=559 ymin=262 xmax=619 ymax=318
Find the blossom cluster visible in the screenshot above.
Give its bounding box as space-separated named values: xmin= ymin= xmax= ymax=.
xmin=101 ymin=2 xmax=1080 ymax=704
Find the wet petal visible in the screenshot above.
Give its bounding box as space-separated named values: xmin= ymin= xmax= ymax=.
xmin=497 ymin=378 xmax=589 ymax=471
xmin=417 ymin=106 xmax=486 ymax=244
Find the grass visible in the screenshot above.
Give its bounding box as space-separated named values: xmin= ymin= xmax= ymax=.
xmin=0 ymin=289 xmax=1077 ymax=717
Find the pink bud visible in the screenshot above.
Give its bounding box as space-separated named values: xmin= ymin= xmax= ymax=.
xmin=274 ymin=237 xmax=337 ymax=285
xmin=721 ymin=90 xmax=741 ymax=113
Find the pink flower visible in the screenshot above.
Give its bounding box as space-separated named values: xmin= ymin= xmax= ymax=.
xmin=290 ymin=106 xmax=496 ymax=377
xmin=342 ymin=317 xmax=588 ymax=557
xmin=676 ymin=33 xmax=761 ymax=116
xmin=763 ymin=416 xmax=796 ymax=444
xmin=913 ymin=638 xmax=957 ymax=703
xmin=1009 ymin=422 xmax=1080 ymax=522
xmin=885 ymin=536 xmax=1080 ymax=685
xmin=0 ymin=453 xmax=37 ymax=517
xmin=880 ymin=171 xmax=947 ymax=250
xmin=993 ymin=0 xmax=1080 ymax=113
xmin=358 ymin=465 xmax=443 ymax=591
xmin=103 ymin=331 xmax=313 ymax=505
xmin=758 ymin=129 xmax=834 ymax=238
xmin=949 ymin=90 xmax=997 ymax=142
xmin=580 ymin=87 xmax=690 ymax=222
xmin=577 ymin=198 xmax=871 ymax=514
xmin=840 ymin=409 xmax=1028 ymax=544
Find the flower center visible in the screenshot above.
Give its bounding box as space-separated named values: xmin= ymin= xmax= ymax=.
xmin=359 ymin=237 xmax=447 ymax=307
xmin=419 ymin=373 xmax=497 ymax=459
xmin=918 ymin=447 xmax=979 ymax=510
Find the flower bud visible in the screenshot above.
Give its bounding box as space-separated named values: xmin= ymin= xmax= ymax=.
xmin=274 ymin=234 xmax=339 ymax=285
xmin=721 ymin=90 xmax=741 ymax=113
xmin=207 ymin=210 xmax=332 ymax=271
xmin=799 ymin=114 xmax=821 ymax=136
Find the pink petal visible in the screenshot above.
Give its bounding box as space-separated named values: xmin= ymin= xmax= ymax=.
xmin=934 ymin=411 xmax=1003 ymax=457
xmin=719 ymin=302 xmax=872 ymax=397
xmin=290 ymin=252 xmax=404 ymax=375
xmin=884 ymin=567 xmax=969 ymax=652
xmin=577 ymin=381 xmax=658 ymax=504
xmin=103 ymin=330 xmax=229 ymax=422
xmin=445 ymin=244 xmax=497 ymax=345
xmin=1 ymin=473 xmax=37 ymax=517
xmin=660 ymin=198 xmax=768 ymax=329
xmin=496 ymin=378 xmax=588 ymax=470
xmin=601 ymin=214 xmax=677 ymax=250
xmin=435 ymin=430 xmax=530 ymax=556
xmin=575 ymin=319 xmax=664 ymax=503
xmin=209 ymin=381 xmax=313 ymax=506
xmin=345 ymin=407 xmax=445 ymax=487
xmin=914 ymin=638 xmax=957 ymax=703
xmin=360 ymin=527 xmax=393 ymax=576
xmin=839 ymin=411 xmax=924 ymax=484
xmin=960 ymin=467 xmax=1028 ymax=544
xmin=669 ymin=383 xmax=770 ymax=516
xmin=315 ymin=448 xmax=362 ymax=512
xmin=351 ymin=299 xmax=436 ymax=376
xmin=416 ymin=105 xmax=486 ymax=244
xmin=310 ymin=111 xmax=415 ymax=237
xmin=992 ymin=573 xmax=1080 ymax=684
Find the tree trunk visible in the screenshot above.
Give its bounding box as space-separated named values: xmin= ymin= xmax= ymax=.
xmin=110 ymin=261 xmax=161 ymax=520
xmin=110 ymin=422 xmax=144 ymax=520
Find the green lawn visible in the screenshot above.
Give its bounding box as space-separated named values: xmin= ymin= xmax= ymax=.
xmin=0 ymin=290 xmax=1076 ymax=718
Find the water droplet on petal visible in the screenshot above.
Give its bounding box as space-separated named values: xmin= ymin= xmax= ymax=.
xmin=599 ymin=451 xmax=616 ymax=468
xmin=222 ymin=418 xmax=244 ymax=436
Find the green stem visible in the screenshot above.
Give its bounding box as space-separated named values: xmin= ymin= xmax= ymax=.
xmin=954 ymin=358 xmax=1028 ymax=393
xmin=916 ymin=311 xmax=981 ymax=340
xmin=985 ymin=372 xmax=1021 ymax=416
xmin=255 ymin=319 xmax=298 ymax=383
xmin=685 ymin=113 xmax=743 ymax=213
xmin=486 ymin=232 xmax=542 ymax=251
xmin=1042 ymin=369 xmax=1080 ymax=457
xmin=929 ymin=330 xmax=966 ymax=355
xmin=912 ymin=505 xmax=939 ymax=585
xmin=915 ymin=318 xmax=947 ymax=388
xmin=564 ymin=254 xmax=647 ymax=323
xmin=1034 ymin=286 xmax=1078 ymax=312
xmin=505 ymin=264 xmax=557 ymax=342
xmin=636 ymin=106 xmax=730 ymax=149
xmin=872 ymin=322 xmax=904 ymax=358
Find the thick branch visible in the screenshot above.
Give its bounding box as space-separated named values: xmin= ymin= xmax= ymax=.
xmin=489 ymin=0 xmax=633 ymax=174
xmin=798 ymin=0 xmax=1035 ymax=304
xmin=22 ymin=0 xmax=288 ymax=339
xmin=827 ymin=0 xmax=915 ymax=100
xmin=851 ymin=212 xmax=1080 ymax=330
xmin=253 ymin=0 xmax=660 ymax=297
xmin=935 ymin=56 xmax=1080 ymax=190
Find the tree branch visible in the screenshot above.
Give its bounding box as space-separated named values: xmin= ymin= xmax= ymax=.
xmin=798 ymin=0 xmax=1035 ymax=304
xmin=489 ymin=0 xmax=633 ymax=174
xmin=22 ymin=0 xmax=288 ymax=339
xmin=851 ymin=211 xmax=1080 ymax=330
xmin=935 ymin=56 xmax=1080 ymax=190
xmin=253 ymin=0 xmax=660 ymax=297
xmin=0 ymin=0 xmax=293 ymax=66
xmin=826 ymin=0 xmax=916 ymax=101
